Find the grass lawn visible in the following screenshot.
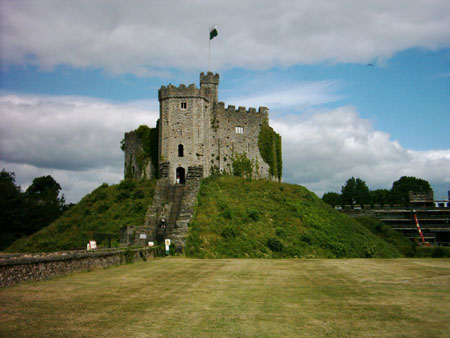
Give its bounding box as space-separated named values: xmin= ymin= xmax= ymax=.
xmin=1 ymin=258 xmax=449 ymax=337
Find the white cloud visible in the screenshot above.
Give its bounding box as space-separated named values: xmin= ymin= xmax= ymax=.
xmin=271 ymin=107 xmax=450 ymax=198
xmin=0 ymin=93 xmax=158 ymax=202
xmin=1 ymin=0 xmax=449 ymax=75
xmin=227 ymin=80 xmax=343 ymax=111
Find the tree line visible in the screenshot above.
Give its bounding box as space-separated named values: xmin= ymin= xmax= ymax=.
xmin=322 ymin=176 xmax=433 ymax=207
xmin=0 ymin=170 xmax=68 ymax=250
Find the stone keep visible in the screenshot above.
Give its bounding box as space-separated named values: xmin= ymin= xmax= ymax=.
xmin=125 ymin=72 xmax=277 ymax=183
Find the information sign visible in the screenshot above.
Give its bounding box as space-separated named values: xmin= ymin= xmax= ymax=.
xmin=165 ymin=239 xmax=171 ymax=255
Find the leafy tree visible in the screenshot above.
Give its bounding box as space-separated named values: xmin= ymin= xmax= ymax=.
xmin=0 ymin=170 xmax=24 ymax=249
xmin=390 ymin=176 xmax=433 ymax=206
xmin=322 ymin=192 xmax=342 ymax=207
xmin=369 ymin=189 xmax=391 ymax=206
xmin=341 ymin=177 xmax=370 ymax=206
xmin=23 ymin=175 xmax=65 ymax=235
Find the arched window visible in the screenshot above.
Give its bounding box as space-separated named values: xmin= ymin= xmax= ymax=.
xmin=178 ymin=144 xmax=184 ymax=157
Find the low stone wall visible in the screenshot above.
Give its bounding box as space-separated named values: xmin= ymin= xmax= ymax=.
xmin=0 ymin=247 xmax=159 ymax=287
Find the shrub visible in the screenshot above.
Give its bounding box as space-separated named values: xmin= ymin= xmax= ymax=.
xmin=268 ymin=237 xmax=284 ymax=252
xmin=275 ymin=227 xmax=286 ymax=238
xmin=232 ymin=153 xmax=254 ymax=179
xmin=123 ymin=248 xmax=134 ymax=264
xmin=247 ymin=208 xmax=260 ymax=222
xmin=222 ymin=226 xmax=237 ymax=239
xmin=432 ymin=246 xmax=450 ymax=258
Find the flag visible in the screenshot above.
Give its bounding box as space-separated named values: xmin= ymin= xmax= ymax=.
xmin=210 ymin=25 xmax=218 ymax=40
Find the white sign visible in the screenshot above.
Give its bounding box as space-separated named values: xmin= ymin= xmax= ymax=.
xmin=165 ymin=239 xmax=171 ymax=254
xmin=88 ymin=240 xmax=97 ymax=250
xmin=139 ymin=233 xmax=147 ymax=239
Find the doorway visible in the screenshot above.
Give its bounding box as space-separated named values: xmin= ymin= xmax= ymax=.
xmin=176 ymin=167 xmax=186 ymax=184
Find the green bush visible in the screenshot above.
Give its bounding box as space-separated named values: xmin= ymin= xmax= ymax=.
xmin=268 ymin=237 xmax=284 ymax=252
xmin=221 ymin=226 xmax=237 ymax=239
xmin=123 ymin=248 xmax=135 ymax=264
xmin=431 ymin=247 xmax=450 ymax=258
xmin=232 ymin=153 xmax=254 ymax=179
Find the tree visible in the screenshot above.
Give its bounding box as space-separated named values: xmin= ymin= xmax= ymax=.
xmin=0 ymin=170 xmax=24 ymax=250
xmin=23 ymin=175 xmax=65 ymax=235
xmin=369 ymin=189 xmax=391 ymax=207
xmin=341 ymin=177 xmax=370 ymax=206
xmin=322 ymin=192 xmax=342 ymax=207
xmin=390 ymin=176 xmax=433 ymax=206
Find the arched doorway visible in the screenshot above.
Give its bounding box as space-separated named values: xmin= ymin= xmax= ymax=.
xmin=176 ymin=167 xmax=186 ymax=184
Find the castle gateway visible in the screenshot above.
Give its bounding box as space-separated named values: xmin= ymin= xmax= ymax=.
xmin=122 ymin=72 xmax=281 ymax=248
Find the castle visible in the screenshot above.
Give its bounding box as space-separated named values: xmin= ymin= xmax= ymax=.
xmin=122 ymin=72 xmax=281 ymax=248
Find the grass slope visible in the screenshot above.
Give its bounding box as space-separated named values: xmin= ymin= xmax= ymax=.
xmin=186 ymin=176 xmax=402 ymax=258
xmin=1 ymin=258 xmax=449 ymax=337
xmin=355 ymin=217 xmax=415 ymax=256
xmin=7 ymin=179 xmax=155 ymax=253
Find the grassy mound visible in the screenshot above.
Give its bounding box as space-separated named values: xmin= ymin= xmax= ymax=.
xmin=185 ymin=176 xmax=403 ymax=258
xmin=7 ymin=179 xmax=155 ymax=253
xmin=354 ymin=217 xmax=415 ymax=256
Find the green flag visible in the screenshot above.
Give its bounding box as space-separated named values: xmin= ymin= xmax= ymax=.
xmin=210 ymin=25 xmax=218 ymax=40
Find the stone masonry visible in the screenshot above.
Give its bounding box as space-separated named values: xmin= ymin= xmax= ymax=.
xmin=123 ymin=130 xmax=154 ymax=180
xmin=157 ymin=72 xmax=271 ymax=183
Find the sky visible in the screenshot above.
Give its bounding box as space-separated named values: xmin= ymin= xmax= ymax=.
xmin=1 ymin=0 xmax=449 ymax=203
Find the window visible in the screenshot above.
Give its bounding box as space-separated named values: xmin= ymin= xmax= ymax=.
xmin=178 ymin=144 xmax=184 ymax=157
xmin=235 ymin=126 xmax=244 ymax=134
xmin=181 ymin=102 xmax=187 ymax=109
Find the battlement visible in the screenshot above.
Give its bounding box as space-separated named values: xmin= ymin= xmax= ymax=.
xmin=216 ymin=101 xmax=269 ymax=116
xmin=200 ymin=71 xmax=220 ymax=85
xmin=158 ymin=83 xmax=210 ymax=101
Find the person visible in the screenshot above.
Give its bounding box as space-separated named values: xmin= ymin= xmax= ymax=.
xmin=160 ymin=218 xmax=166 ymax=229
xmin=176 ymin=175 xmax=180 ymax=184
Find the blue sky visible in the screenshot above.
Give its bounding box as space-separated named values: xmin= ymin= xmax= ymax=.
xmin=1 ymin=0 xmax=449 ymax=202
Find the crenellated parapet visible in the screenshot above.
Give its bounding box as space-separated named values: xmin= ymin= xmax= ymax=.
xmin=215 ymin=101 xmax=269 ymax=118
xmin=158 ymin=83 xmax=210 ymax=101
xmin=200 ymin=72 xmax=220 ymax=85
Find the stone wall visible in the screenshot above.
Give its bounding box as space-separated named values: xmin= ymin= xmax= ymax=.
xmin=0 ymin=247 xmax=158 ymax=287
xmin=123 ymin=130 xmax=153 ymax=179
xmin=211 ymin=102 xmax=270 ymax=178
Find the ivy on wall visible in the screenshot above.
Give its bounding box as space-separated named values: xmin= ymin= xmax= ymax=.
xmin=258 ymin=121 xmax=282 ymax=181
xmin=123 ymin=121 xmax=160 ymax=179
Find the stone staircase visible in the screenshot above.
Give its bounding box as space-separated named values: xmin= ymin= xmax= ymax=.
xmin=142 ymin=173 xmax=201 ymax=251
xmin=167 ymin=184 xmax=185 ymax=227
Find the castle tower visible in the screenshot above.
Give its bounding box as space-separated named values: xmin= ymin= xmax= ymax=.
xmin=200 ymin=72 xmax=219 ymax=104
xmin=158 ymin=83 xmax=212 ymax=184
